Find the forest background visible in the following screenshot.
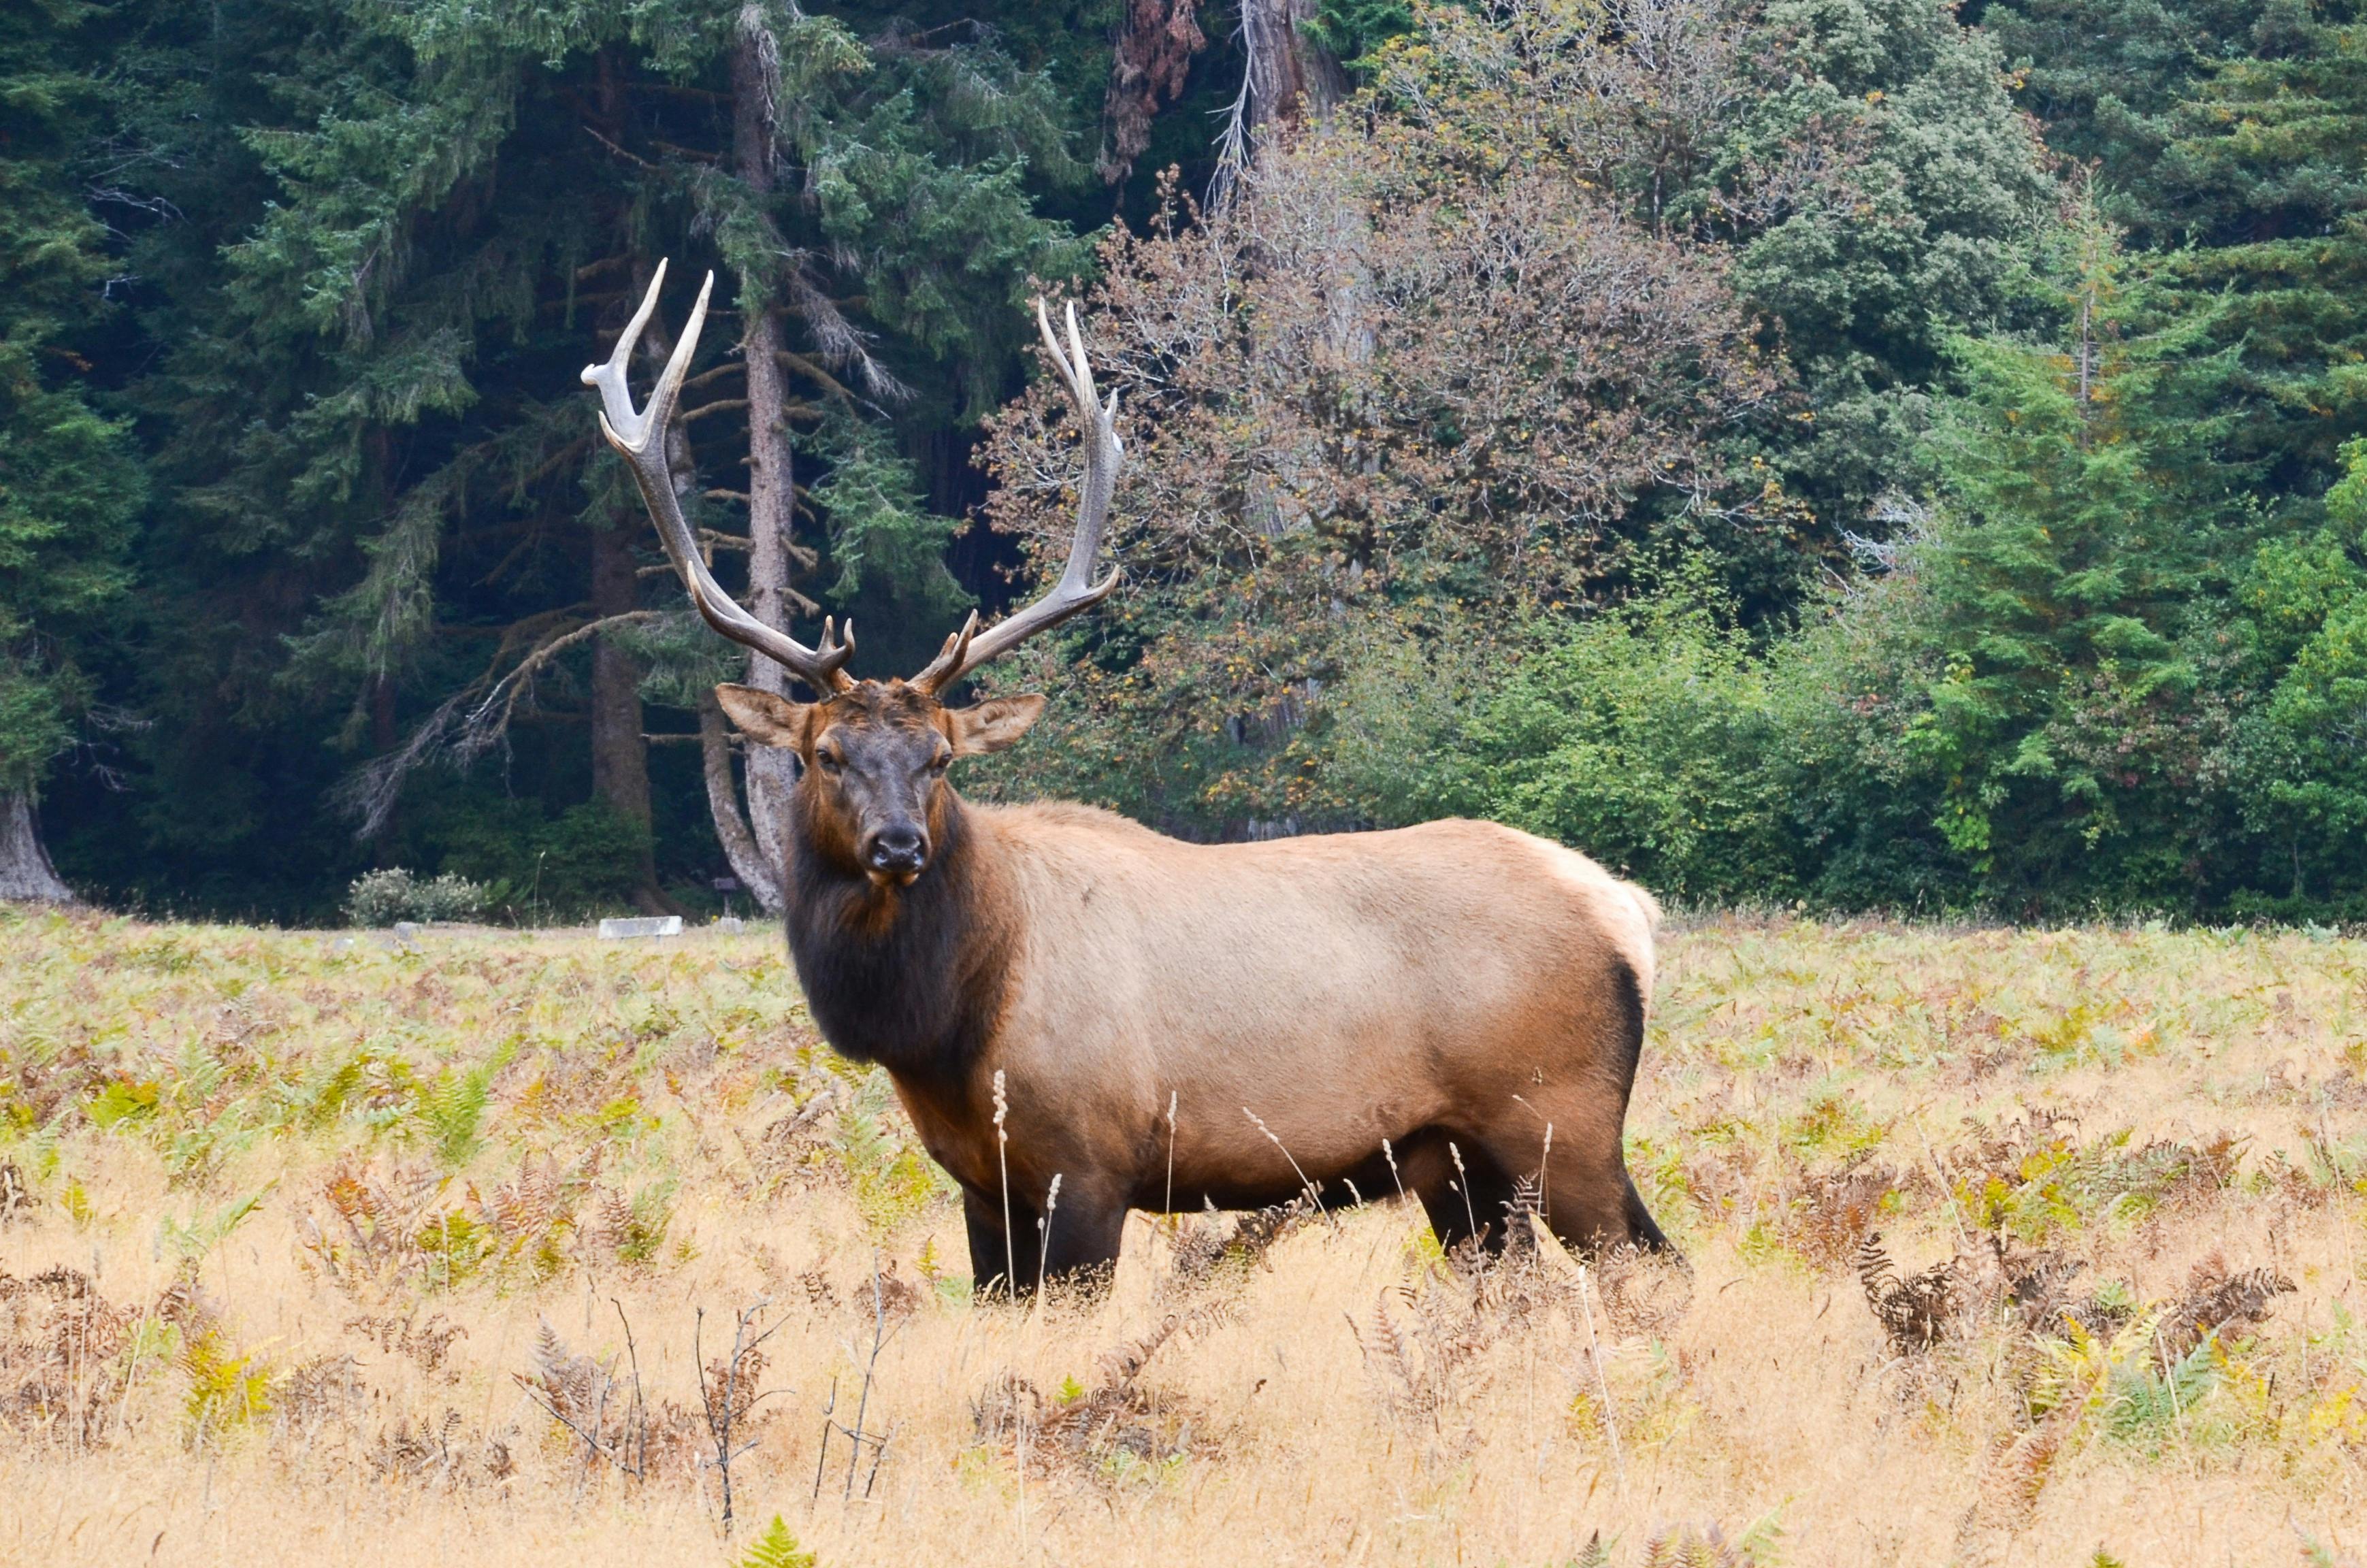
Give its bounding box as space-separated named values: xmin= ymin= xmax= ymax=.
xmin=7 ymin=0 xmax=2367 ymax=926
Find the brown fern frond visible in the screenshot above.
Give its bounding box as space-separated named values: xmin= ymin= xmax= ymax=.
xmin=1642 ymin=1524 xmax=1744 ymax=1568
xmin=2157 ymin=1261 xmax=2293 ymax=1360
xmin=1858 ymin=1230 xmax=1959 ymax=1355
xmin=1163 ymin=1197 xmax=1312 ymax=1290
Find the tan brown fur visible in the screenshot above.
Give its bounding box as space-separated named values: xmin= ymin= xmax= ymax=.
xmin=956 ymin=805 xmax=1656 ymax=1226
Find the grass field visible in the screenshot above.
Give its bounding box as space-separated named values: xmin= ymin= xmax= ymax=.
xmin=2 ymin=904 xmax=2364 ymax=1567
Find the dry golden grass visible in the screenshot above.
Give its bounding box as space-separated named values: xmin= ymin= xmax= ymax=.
xmin=3 ymin=904 xmax=2364 ymax=1567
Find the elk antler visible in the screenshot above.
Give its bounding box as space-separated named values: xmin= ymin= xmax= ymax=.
xmin=583 ymin=259 xmax=855 ymax=693
xmin=909 ymin=299 xmax=1124 ymax=695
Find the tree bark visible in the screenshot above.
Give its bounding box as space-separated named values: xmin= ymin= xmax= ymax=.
xmin=1245 ymin=0 xmax=1345 ymax=141
xmin=590 ymin=512 xmax=668 ymax=911
xmin=698 ymin=689 xmax=783 ymax=911
xmin=731 ymin=6 xmax=804 ymax=897
xmin=0 ymin=791 xmax=74 ymax=904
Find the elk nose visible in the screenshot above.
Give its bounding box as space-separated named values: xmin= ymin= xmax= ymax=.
xmin=866 ymin=825 xmax=927 ymax=875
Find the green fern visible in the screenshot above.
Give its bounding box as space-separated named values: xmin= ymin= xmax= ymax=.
xmin=738 ymin=1517 xmax=815 ymax=1568
xmin=418 ymin=1039 xmax=515 ymax=1166
xmin=1735 ymin=1505 xmax=1786 ymax=1565
xmin=415 ymin=1205 xmax=493 ymax=1290
xmin=180 ymin=1326 xmax=274 ymax=1441
xmin=615 ymin=1177 xmax=676 ymax=1265
xmin=833 ymin=1068 xmax=955 ymax=1234
xmin=2297 ymin=1530 xmax=2355 ymax=1568
xmin=156 ymin=1182 xmax=276 ymax=1260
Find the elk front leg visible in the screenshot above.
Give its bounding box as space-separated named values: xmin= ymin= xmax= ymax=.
xmin=964 ymin=1186 xmax=1038 ymax=1301
xmin=1034 ymin=1181 xmax=1128 ymax=1296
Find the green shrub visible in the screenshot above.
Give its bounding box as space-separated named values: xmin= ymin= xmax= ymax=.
xmin=344 ymin=868 xmax=488 ymax=927
xmin=429 ymin=799 xmax=646 ymax=924
xmin=1329 ymin=598 xmax=1801 ymax=904
xmin=2227 ymin=438 xmax=2367 ymax=908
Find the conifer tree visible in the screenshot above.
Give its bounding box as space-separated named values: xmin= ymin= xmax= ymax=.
xmin=2145 ymin=10 xmax=2367 ymax=492
xmin=2229 ymin=438 xmax=2367 ymax=911
xmin=0 ymin=0 xmax=144 ymax=900
xmin=1881 ymin=196 xmax=2251 ymax=906
xmin=103 ymin=0 xmax=1083 ymax=914
xmin=1982 ymin=0 xmax=2261 ymax=182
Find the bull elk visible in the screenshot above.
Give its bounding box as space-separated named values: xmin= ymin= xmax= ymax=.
xmin=585 ymin=263 xmax=1670 ymax=1292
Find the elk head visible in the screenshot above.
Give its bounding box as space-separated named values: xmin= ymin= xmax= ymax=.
xmin=583 ymin=261 xmax=1122 ymax=887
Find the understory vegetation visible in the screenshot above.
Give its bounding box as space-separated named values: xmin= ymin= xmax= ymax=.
xmin=3 ymin=908 xmax=2362 ymax=1565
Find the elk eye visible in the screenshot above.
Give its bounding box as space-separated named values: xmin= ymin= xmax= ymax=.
xmin=815 ymin=749 xmax=844 ymax=774
xmin=928 ymin=752 xmax=951 ymax=774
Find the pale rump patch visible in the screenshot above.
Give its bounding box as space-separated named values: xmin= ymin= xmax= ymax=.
xmin=1535 ymin=840 xmax=1660 ymax=1006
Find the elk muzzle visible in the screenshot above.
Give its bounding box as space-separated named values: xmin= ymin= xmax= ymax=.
xmin=862 ymin=820 xmax=930 ymax=882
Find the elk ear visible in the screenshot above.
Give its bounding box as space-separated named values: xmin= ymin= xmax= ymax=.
xmin=714 ymin=684 xmax=815 ymax=749
xmin=945 ymin=693 xmax=1047 ymax=757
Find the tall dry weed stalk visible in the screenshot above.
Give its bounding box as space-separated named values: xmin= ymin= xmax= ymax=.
xmin=813 ymin=1259 xmax=900 ymax=1503
xmin=696 ymin=1299 xmax=783 ymax=1533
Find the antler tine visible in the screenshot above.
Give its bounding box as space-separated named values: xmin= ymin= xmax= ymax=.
xmin=583 ymin=258 xmax=670 ymax=440
xmin=1063 ymin=299 xmax=1094 ymax=406
xmin=584 ymin=263 xmax=854 ymax=693
xmin=908 ymin=298 xmax=1124 ymax=695
xmin=907 ymin=611 xmax=980 ymax=692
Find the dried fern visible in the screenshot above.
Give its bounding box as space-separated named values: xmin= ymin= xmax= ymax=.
xmin=978 ymin=1305 xmax=1230 ymax=1484
xmin=2155 ymin=1259 xmax=2293 ymax=1360
xmin=0 ymin=1264 xmax=137 ymax=1446
xmin=1169 ymin=1197 xmax=1314 ymax=1288
xmin=1563 ymin=1533 xmax=1610 ymax=1568
xmin=1857 ymin=1232 xmax=1961 ymax=1354
xmin=1641 ymin=1523 xmax=1744 ymax=1568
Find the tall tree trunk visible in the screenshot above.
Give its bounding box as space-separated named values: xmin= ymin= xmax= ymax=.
xmin=0 ymin=792 xmax=74 ymax=903
xmin=590 ymin=512 xmax=668 ymax=912
xmin=1245 ymin=0 xmax=1345 ymax=141
xmin=731 ymin=5 xmax=803 ymax=904
xmin=698 ymin=689 xmax=782 ymax=910
xmin=366 ymin=672 xmax=399 ymax=864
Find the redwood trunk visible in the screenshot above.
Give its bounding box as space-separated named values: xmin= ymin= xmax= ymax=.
xmin=1245 ymin=0 xmax=1345 ymax=140
xmin=0 ymin=792 xmax=74 ymax=904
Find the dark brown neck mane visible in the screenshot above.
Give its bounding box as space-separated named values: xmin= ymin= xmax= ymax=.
xmin=781 ymin=783 xmax=1013 ymax=1091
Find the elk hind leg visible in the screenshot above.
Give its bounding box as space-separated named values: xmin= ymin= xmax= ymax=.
xmin=1523 ymin=1120 xmax=1669 ymax=1257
